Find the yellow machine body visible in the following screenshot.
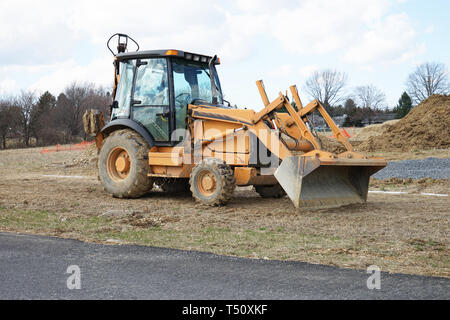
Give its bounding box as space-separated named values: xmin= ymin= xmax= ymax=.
xmin=122 ymin=82 xmax=387 ymax=208
xmin=90 ymin=36 xmax=387 ymax=209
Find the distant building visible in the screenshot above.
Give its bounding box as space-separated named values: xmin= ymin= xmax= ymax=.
xmin=310 ymin=112 xmax=396 ymax=130
xmin=363 ymin=113 xmax=396 ymax=125
xmin=310 ymin=115 xmax=346 ymax=128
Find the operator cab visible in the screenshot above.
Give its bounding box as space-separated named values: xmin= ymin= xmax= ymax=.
xmin=111 ymin=49 xmax=224 ymax=145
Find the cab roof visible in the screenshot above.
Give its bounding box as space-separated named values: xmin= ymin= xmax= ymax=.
xmin=116 ymin=49 xmax=220 ymax=64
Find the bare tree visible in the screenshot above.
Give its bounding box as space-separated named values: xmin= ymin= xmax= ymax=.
xmin=353 ymin=84 xmax=386 ymax=110
xmin=83 ymin=86 xmax=112 ymax=121
xmin=54 ymin=82 xmax=90 ymax=143
xmin=17 ymin=91 xmax=38 ymax=147
xmin=406 ymin=62 xmax=449 ymax=104
xmin=65 ymin=83 xmax=91 ymax=138
xmin=54 ymin=82 xmax=111 ymax=143
xmin=304 ymin=69 xmax=348 ymax=112
xmin=0 ymin=98 xmax=18 ymax=149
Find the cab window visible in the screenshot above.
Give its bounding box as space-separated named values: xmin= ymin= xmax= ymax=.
xmin=133 ymin=58 xmax=169 ymax=106
xmin=112 ymin=60 xmax=135 ymax=119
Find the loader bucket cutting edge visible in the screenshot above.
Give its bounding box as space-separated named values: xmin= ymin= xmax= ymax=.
xmin=275 ymin=156 xmax=386 ymax=209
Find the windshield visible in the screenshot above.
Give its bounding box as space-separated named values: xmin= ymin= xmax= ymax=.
xmin=172 ymin=58 xmax=223 ymax=105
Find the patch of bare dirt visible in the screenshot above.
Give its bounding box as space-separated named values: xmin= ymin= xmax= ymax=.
xmin=67 ymin=143 xmax=98 ymax=168
xmin=370 ymin=177 xmax=450 ymax=194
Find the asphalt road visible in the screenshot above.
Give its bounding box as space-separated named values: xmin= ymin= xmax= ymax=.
xmin=0 ymin=232 xmax=448 ymax=300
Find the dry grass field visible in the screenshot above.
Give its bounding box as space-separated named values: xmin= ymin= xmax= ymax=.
xmin=0 ymin=146 xmax=448 ymax=277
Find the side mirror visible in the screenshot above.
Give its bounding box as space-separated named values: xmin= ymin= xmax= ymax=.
xmin=111 ymin=101 xmax=119 ymax=109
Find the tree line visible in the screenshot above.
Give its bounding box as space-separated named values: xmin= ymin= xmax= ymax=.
xmin=0 ymin=82 xmax=111 ymax=149
xmin=0 ymin=62 xmax=448 ymax=149
xmin=302 ymin=62 xmax=449 ymax=126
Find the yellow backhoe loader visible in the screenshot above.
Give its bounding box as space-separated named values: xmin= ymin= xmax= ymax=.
xmin=84 ymin=33 xmax=386 ymax=209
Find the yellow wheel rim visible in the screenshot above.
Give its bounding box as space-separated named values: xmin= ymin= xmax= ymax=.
xmin=107 ymin=147 xmax=131 ymax=181
xmin=196 ymin=170 xmax=217 ymax=197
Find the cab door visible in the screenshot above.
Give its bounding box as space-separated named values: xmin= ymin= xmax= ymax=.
xmin=131 ymin=58 xmax=171 ymax=142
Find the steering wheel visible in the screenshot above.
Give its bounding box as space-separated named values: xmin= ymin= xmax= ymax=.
xmin=175 ymin=92 xmax=192 ymax=107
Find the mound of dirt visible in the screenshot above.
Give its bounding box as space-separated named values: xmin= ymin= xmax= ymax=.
xmin=318 ymin=135 xmax=347 ymax=154
xmin=358 ymin=95 xmax=450 ymax=152
xmin=67 ymin=143 xmax=98 ymax=167
xmin=351 ymin=119 xmax=400 ymax=141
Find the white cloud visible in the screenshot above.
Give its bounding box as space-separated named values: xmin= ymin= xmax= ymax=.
xmin=65 ymin=1 xmax=226 ymax=50
xmin=231 ymin=0 xmax=420 ymax=67
xmin=299 ymin=65 xmax=319 ymax=77
xmin=28 ymin=55 xmax=112 ymax=95
xmin=267 ymin=0 xmax=391 ymax=54
xmin=0 ymin=79 xmax=19 ymax=96
xmin=0 ymin=1 xmax=76 ymax=65
xmin=343 ymin=13 xmax=421 ymax=65
xmin=0 ymin=0 xmax=420 ymax=67
xmin=269 ymin=64 xmax=293 ymax=77
xmin=0 ymin=0 xmax=425 ymax=104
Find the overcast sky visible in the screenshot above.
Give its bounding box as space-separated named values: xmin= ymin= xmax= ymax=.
xmin=0 ymin=0 xmax=448 ymax=110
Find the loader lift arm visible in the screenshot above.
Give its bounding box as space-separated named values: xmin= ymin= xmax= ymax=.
xmin=253 ymin=80 xmax=353 ymax=154
xmin=250 ymin=80 xmax=386 ymax=208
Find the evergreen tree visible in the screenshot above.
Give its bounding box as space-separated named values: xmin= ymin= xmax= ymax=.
xmin=36 ymin=91 xmax=56 ymax=114
xmin=344 ymin=98 xmax=357 ymax=114
xmin=395 ymin=92 xmax=413 ymax=119
xmin=30 ymin=91 xmax=56 ymax=145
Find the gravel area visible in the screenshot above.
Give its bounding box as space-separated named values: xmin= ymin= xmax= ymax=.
xmin=374 ymin=157 xmax=450 ymax=180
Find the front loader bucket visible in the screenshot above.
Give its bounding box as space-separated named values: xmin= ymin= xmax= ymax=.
xmin=275 ymin=156 xmax=386 ymax=209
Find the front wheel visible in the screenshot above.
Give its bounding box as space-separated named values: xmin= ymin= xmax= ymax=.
xmin=98 ymin=129 xmax=153 ymax=198
xmin=190 ymin=159 xmax=236 ymax=206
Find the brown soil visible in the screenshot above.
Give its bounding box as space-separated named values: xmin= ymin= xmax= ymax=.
xmin=68 ymin=143 xmax=98 ymax=167
xmin=318 ymin=135 xmax=347 ymax=154
xmin=351 ymin=120 xmax=400 ymax=141
xmin=370 ymin=177 xmax=450 ymax=194
xmin=358 ymin=95 xmax=450 ymax=152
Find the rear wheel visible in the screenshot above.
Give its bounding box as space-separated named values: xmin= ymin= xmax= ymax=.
xmin=190 ymin=159 xmax=236 ymax=206
xmin=98 ymin=129 xmax=153 ymax=198
xmin=254 ymin=184 xmax=286 ymax=198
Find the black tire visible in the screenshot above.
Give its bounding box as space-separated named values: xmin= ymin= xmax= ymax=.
xmin=98 ymin=129 xmax=153 ymax=198
xmin=254 ymin=184 xmax=286 ymax=198
xmin=155 ymin=178 xmax=191 ymax=195
xmin=190 ymin=158 xmax=236 ymax=206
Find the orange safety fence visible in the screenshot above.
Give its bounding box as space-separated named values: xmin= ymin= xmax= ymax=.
xmin=40 ymin=140 xmax=94 ymax=154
